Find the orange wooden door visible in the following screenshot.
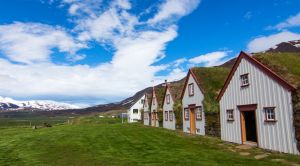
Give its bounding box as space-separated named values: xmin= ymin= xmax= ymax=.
xmin=190 ymin=109 xmax=196 ymax=134
xmin=153 ymin=113 xmax=156 ymax=127
xmin=240 ymin=112 xmax=246 ymax=143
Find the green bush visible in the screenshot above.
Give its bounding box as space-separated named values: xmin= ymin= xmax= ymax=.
xmin=174 ymin=101 xmax=183 ymax=129
xmin=158 ymin=108 xmax=163 ymax=127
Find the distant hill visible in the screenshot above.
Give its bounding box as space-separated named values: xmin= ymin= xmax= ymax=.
xmin=267 ymin=40 xmax=300 ymax=53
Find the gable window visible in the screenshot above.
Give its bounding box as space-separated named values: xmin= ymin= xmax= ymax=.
xmin=166 ymin=94 xmax=170 ymax=104
xmin=196 ymin=106 xmax=202 ymax=120
xmin=240 ymin=74 xmax=249 ymax=87
xmin=188 ymin=83 xmax=194 ymax=96
xmin=226 ymin=109 xmax=234 ymax=121
xmin=169 ymin=111 xmax=173 ymax=121
xmin=184 ymin=108 xmax=189 ymax=120
xmin=165 ymin=111 xmax=168 ymax=121
xmin=141 ymin=99 xmax=145 ymax=104
xmin=264 ymin=107 xmax=276 ymax=122
xmin=133 ymin=109 xmax=138 ymax=114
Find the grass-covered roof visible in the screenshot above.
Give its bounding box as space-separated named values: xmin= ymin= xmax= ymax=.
xmin=253 ymin=52 xmax=300 ymax=89
xmin=191 ymin=67 xmax=231 ymax=113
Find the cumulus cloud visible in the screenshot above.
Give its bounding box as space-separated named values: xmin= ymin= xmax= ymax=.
xmin=0 ymin=22 xmax=86 ymax=64
xmin=247 ymin=31 xmax=300 ymax=53
xmin=270 ymin=12 xmax=300 ymax=30
xmin=148 ymin=0 xmax=201 ymax=24
xmin=188 ymin=51 xmax=231 ymax=67
xmin=0 ymin=0 xmax=201 ymax=105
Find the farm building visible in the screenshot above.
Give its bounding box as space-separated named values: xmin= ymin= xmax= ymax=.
xmin=162 ymin=81 xmax=183 ymax=130
xmin=217 ymin=51 xmax=300 ymax=154
xmin=127 ymin=94 xmax=146 ymax=123
xmin=181 ymin=67 xmax=229 ymax=135
xmin=143 ymin=93 xmax=151 ymax=126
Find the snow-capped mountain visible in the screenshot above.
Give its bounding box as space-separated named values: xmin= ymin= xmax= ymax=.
xmin=0 ymin=96 xmax=80 ymax=111
xmin=267 ymin=40 xmax=300 ymax=52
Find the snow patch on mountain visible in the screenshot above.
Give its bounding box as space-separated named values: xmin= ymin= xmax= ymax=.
xmin=0 ymin=96 xmax=80 ymax=111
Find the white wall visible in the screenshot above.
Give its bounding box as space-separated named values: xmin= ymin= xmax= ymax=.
xmin=163 ymin=88 xmax=176 ymax=130
xmin=127 ymin=95 xmax=145 ymax=123
xmin=182 ymin=74 xmax=205 ymax=135
xmin=220 ymin=58 xmax=299 ymax=154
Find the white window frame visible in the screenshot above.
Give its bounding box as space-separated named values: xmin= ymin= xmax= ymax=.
xmin=188 ymin=83 xmax=194 ymax=96
xmin=264 ymin=107 xmax=276 ymax=122
xmin=240 ymin=74 xmax=249 ymax=87
xmin=184 ymin=108 xmax=189 ymax=120
xmin=196 ymin=106 xmax=202 ymax=120
xmin=165 ymin=111 xmax=168 ymax=121
xmin=169 ymin=111 xmax=173 ymax=121
xmin=226 ymin=109 xmax=234 ymax=121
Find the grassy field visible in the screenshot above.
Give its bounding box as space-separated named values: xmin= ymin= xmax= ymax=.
xmin=0 ymin=115 xmax=299 ymax=166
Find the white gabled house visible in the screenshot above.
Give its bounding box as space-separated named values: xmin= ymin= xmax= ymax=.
xmin=162 ymin=85 xmax=176 ymax=130
xmin=217 ymin=51 xmax=299 ymax=154
xmin=181 ymin=69 xmax=205 ymax=135
xmin=143 ymin=94 xmax=151 ymax=126
xmin=127 ymin=94 xmax=146 ymax=123
xmin=151 ymin=88 xmax=160 ymax=127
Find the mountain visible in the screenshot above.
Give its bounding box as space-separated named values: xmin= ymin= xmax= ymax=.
xmin=267 ymin=40 xmax=300 ymax=53
xmin=0 ymin=96 xmax=80 ymax=111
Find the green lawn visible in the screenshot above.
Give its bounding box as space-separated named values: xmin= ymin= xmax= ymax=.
xmin=0 ymin=116 xmax=299 ymax=166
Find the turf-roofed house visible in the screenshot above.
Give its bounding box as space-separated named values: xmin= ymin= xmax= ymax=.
xmin=217 ymin=51 xmax=300 ymax=154
xmin=162 ymin=80 xmax=184 ymax=130
xmin=127 ymin=94 xmax=146 ymax=123
xmin=150 ymin=87 xmax=164 ymax=127
xmin=143 ymin=93 xmax=152 ymax=126
xmin=181 ymin=66 xmax=230 ymax=135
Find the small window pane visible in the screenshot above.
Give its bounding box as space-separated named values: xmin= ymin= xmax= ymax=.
xmin=165 ymin=111 xmax=168 ymax=121
xmin=133 ymin=109 xmax=138 ymax=114
xmin=226 ymin=109 xmax=234 ymax=121
xmin=196 ymin=107 xmax=202 ymax=120
xmin=169 ymin=111 xmax=173 ymax=121
xmin=184 ymin=108 xmax=189 ymax=120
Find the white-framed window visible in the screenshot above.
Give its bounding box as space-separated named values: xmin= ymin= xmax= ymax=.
xmin=144 ymin=113 xmax=148 ymax=120
xmin=240 ymin=74 xmax=249 ymax=87
xmin=165 ymin=111 xmax=168 ymax=121
xmin=166 ymin=94 xmax=170 ymax=104
xmin=141 ymin=99 xmax=145 ymax=104
xmin=196 ymin=107 xmax=202 ymax=120
xmin=133 ymin=109 xmax=138 ymax=114
xmin=226 ymin=109 xmax=234 ymax=121
xmin=264 ymin=107 xmax=276 ymax=122
xmin=153 ymin=97 xmax=156 ymax=105
xmin=184 ymin=108 xmax=189 ymax=120
xmin=169 ymin=111 xmax=173 ymax=121
xmin=188 ymin=83 xmax=194 ymax=96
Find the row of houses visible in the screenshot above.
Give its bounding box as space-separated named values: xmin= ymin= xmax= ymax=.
xmin=127 ymin=51 xmax=300 ymax=155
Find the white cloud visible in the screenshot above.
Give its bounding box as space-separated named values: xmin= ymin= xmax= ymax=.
xmin=0 ymin=0 xmax=201 ymax=105
xmin=188 ymin=51 xmax=231 ymax=67
xmin=247 ymin=31 xmax=300 ymax=53
xmin=148 ymin=0 xmax=201 ymax=24
xmin=0 ymin=22 xmax=86 ymax=64
xmin=271 ymin=12 xmax=300 ymax=30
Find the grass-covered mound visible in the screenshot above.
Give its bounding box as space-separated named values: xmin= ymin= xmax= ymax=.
xmin=253 ymin=52 xmax=300 ymax=88
xmin=1 ymin=115 xmax=299 ymax=165
xmin=191 ymin=67 xmax=231 ymax=113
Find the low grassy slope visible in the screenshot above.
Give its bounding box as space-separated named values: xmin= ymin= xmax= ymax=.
xmin=0 ymin=116 xmax=299 ymax=166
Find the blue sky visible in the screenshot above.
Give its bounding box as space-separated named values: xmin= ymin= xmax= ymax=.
xmin=0 ymin=0 xmax=299 ymax=107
